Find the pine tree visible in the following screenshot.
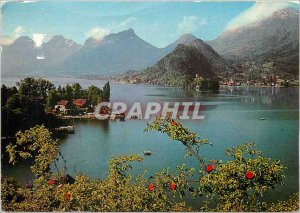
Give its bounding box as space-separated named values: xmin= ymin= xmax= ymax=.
xmin=103 ymin=81 xmax=110 ymax=102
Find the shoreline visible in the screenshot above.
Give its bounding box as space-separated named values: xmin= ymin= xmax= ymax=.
xmin=1 ymin=76 xmax=299 ymax=88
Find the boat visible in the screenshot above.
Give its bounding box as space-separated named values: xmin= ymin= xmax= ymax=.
xmin=259 ymin=118 xmax=266 ymax=120
xmin=143 ymin=151 xmax=152 ymax=155
xmin=55 ymin=126 xmax=75 ymax=134
xmin=66 ymin=126 xmax=75 ymax=133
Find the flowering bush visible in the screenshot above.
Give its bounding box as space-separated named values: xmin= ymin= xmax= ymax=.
xmin=145 ymin=113 xmax=286 ymax=211
xmin=2 ymin=116 xmax=297 ymax=211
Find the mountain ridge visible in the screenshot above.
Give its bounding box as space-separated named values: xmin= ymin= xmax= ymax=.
xmin=2 ymin=7 xmax=299 ymax=78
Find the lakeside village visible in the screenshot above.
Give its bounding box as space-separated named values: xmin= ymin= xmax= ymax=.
xmin=90 ymin=61 xmax=299 ymax=87
xmin=1 ymin=78 xmax=112 ymax=138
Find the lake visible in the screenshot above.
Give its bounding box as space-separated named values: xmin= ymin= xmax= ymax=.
xmin=2 ymin=77 xmax=299 ymax=207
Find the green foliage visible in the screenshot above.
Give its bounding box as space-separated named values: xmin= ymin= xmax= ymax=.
xmin=86 ymin=85 xmax=103 ymax=106
xmin=198 ymin=143 xmax=285 ymax=211
xmin=46 ymin=89 xmax=60 ymax=109
xmin=6 ymin=125 xmax=59 ymax=177
xmin=145 ymin=113 xmax=210 ymax=166
xmin=266 ymin=193 xmax=299 ymax=212
xmin=1 ymin=177 xmax=22 ymax=204
xmin=146 ymin=114 xmax=286 ymax=211
xmin=192 ymin=77 xmax=220 ymax=90
xmin=17 ymin=77 xmax=54 ymax=102
xmin=2 ymin=93 xmax=47 ymax=136
xmin=103 ymin=81 xmax=110 ymax=102
xmin=72 ymin=83 xmax=82 ymax=98
xmin=1 ymin=85 xmax=18 ymax=106
xmin=1 ymin=152 xmax=192 ymax=212
xmin=1 ymin=115 xmax=294 ymax=212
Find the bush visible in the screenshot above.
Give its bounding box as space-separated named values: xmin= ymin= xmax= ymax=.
xmin=2 ymin=117 xmax=296 ymax=212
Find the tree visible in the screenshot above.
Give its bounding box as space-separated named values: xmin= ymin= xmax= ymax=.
xmin=46 ymin=89 xmax=59 ymax=110
xmin=72 ymin=83 xmax=82 ymax=99
xmin=3 ymin=132 xmax=191 ymax=211
xmin=86 ymin=85 xmax=102 ymax=106
xmin=65 ymin=84 xmax=73 ymax=100
xmin=17 ymin=78 xmax=54 ymax=103
xmin=6 ymin=125 xmax=60 ymax=177
xmin=103 ymin=81 xmax=110 ymax=102
xmin=145 ymin=114 xmax=285 ymax=211
xmin=1 ymin=121 xmax=296 ymax=212
xmin=1 ymin=85 xmax=18 ymax=106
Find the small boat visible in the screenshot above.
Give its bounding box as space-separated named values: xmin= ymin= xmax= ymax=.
xmin=66 ymin=126 xmax=75 ymax=133
xmin=143 ymin=151 xmax=152 ymax=156
xmin=259 ymin=118 xmax=266 ymax=120
xmin=56 ymin=126 xmax=75 ymax=134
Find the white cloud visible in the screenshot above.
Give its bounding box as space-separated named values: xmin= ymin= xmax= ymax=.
xmin=14 ymin=26 xmax=25 ymax=38
xmin=19 ymin=0 xmax=37 ymax=3
xmin=1 ymin=26 xmax=26 ymax=46
xmin=226 ymin=2 xmax=290 ymax=30
xmin=177 ymin=16 xmax=207 ymax=35
xmin=32 ymin=34 xmax=46 ymax=47
xmin=1 ymin=36 xmax=14 ymax=46
xmin=119 ymin=17 xmax=138 ymax=28
xmin=86 ymin=27 xmax=110 ymax=41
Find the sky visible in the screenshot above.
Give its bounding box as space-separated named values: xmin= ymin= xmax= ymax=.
xmin=1 ymin=1 xmax=299 ymax=48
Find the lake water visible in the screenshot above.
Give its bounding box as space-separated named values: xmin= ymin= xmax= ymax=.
xmin=2 ymin=77 xmax=299 ymax=207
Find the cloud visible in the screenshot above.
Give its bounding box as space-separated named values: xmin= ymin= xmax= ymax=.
xmin=119 ymin=17 xmax=138 ymax=28
xmin=33 ymin=34 xmax=46 ymax=47
xmin=1 ymin=26 xmax=26 ymax=46
xmin=86 ymin=27 xmax=110 ymax=41
xmin=14 ymin=26 xmax=25 ymax=38
xmin=18 ymin=0 xmax=37 ymax=3
xmin=177 ymin=16 xmax=207 ymax=35
xmin=226 ymin=2 xmax=290 ymax=30
xmin=1 ymin=36 xmax=14 ymax=46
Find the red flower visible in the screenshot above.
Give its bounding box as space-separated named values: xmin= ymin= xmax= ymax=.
xmin=149 ymin=183 xmax=155 ymax=191
xmin=170 ymin=182 xmax=176 ymax=191
xmin=246 ymin=171 xmax=255 ymax=179
xmin=206 ymin=164 xmax=213 ymax=173
xmin=172 ymin=121 xmax=177 ymax=126
xmin=65 ymin=191 xmax=71 ymax=201
xmin=48 ymin=179 xmax=55 ymax=185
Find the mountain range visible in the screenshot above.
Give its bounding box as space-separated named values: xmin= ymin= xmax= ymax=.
xmin=209 ymin=8 xmax=299 ymax=75
xmin=1 ymin=7 xmax=299 ymax=78
xmin=2 ymin=29 xmax=198 ymax=77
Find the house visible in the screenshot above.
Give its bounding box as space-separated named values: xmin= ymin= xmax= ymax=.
xmin=72 ymin=99 xmax=88 ymax=108
xmin=55 ymin=100 xmax=71 ymax=114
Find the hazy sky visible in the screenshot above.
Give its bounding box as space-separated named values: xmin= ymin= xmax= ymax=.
xmin=1 ymin=1 xmax=298 ymax=47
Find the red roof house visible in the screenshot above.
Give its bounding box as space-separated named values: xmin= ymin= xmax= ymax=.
xmin=57 ymin=100 xmax=69 ymax=106
xmin=72 ymin=99 xmax=87 ymax=108
xmin=55 ymin=100 xmax=71 ymax=114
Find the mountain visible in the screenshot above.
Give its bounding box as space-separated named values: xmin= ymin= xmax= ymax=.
xmin=209 ymin=7 xmax=299 ymax=75
xmin=43 ymin=35 xmax=82 ymax=67
xmin=1 ymin=30 xmax=199 ymax=77
xmin=138 ymin=41 xmax=217 ymax=87
xmin=189 ymin=39 xmax=221 ymax=62
xmin=58 ymin=29 xmax=163 ymax=76
xmin=163 ymin=33 xmax=198 ymax=54
xmin=1 ymin=36 xmax=38 ymax=77
xmin=56 ymin=31 xmax=200 ymax=76
xmin=1 ymin=35 xmax=82 ymax=77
